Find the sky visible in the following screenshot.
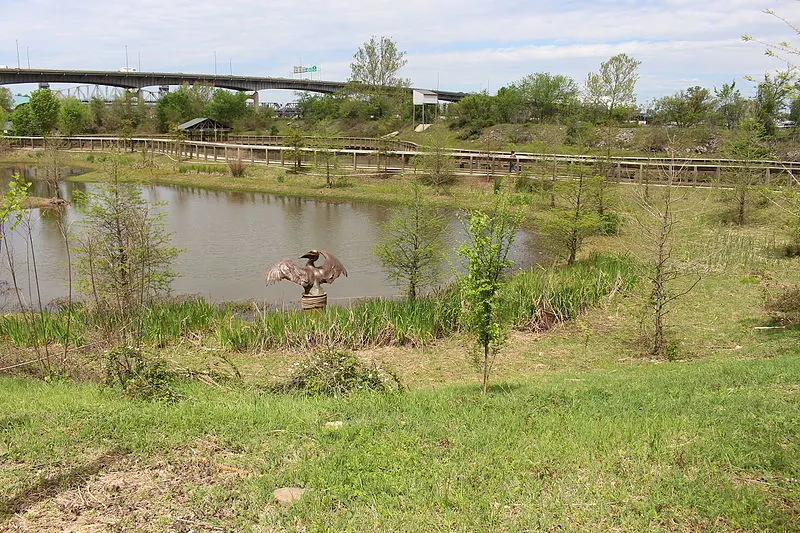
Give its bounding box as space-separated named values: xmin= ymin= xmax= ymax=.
xmin=2 ymin=0 xmax=800 ymax=107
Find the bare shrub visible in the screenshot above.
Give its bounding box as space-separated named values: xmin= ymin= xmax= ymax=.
xmin=273 ymin=349 xmax=402 ymax=396
xmin=763 ymin=282 xmax=800 ymax=325
xmin=227 ymin=156 xmax=247 ymax=178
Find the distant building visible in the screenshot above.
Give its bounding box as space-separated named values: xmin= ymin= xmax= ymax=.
xmin=176 ymin=117 xmax=231 ymax=141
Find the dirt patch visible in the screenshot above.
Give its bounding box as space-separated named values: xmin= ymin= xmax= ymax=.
xmin=3 ymin=440 xmax=267 ymax=532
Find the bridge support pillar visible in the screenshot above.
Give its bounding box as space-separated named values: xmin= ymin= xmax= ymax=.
xmin=250 ymin=91 xmax=260 ymax=108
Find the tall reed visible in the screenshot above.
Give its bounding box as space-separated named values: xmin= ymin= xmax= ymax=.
xmin=0 ymin=255 xmax=638 ymax=352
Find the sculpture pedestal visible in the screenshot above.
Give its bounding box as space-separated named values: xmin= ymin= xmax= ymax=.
xmin=301 ymin=293 xmax=327 ymax=311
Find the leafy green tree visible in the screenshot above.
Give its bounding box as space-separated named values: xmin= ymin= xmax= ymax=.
xmin=11 ymin=104 xmax=36 ymax=135
xmin=0 ymin=173 xmax=30 ymax=241
xmin=237 ymin=101 xmax=275 ymax=131
xmin=789 ymin=95 xmax=800 ymax=125
xmin=0 ymin=87 xmax=13 ymax=113
xmin=297 ymin=93 xmax=343 ymax=122
xmin=106 ymin=90 xmax=144 ymax=135
xmin=88 ymin=96 xmax=108 ymax=132
xmin=652 ymin=86 xmax=714 ymax=127
xmin=511 ymin=72 xmax=579 ymax=122
xmin=585 ymin=53 xmax=641 ymax=180
xmin=59 ymin=97 xmax=91 ymax=136
xmin=493 ymin=86 xmax=525 ymax=124
xmin=155 ymin=84 xmax=212 ymax=132
xmin=754 ymin=73 xmax=790 ymax=136
xmin=714 ymin=81 xmax=747 ymax=129
xmin=447 ymin=91 xmax=497 ymax=133
xmin=375 ymin=184 xmax=447 ymax=300
xmin=204 ymin=89 xmax=249 ymax=126
xmin=458 ymin=195 xmax=523 ymax=393
xmin=350 ymin=35 xmax=408 ymax=88
xmin=584 ymin=54 xmax=641 ymax=124
xmin=23 ymin=88 xmax=61 ymax=135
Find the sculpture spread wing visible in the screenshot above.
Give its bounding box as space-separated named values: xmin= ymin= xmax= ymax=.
xmin=264 ymin=259 xmax=310 ymax=287
xmin=319 ymin=250 xmax=348 ymax=283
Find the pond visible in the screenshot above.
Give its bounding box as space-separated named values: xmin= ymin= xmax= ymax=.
xmin=0 ymin=167 xmax=546 ymax=309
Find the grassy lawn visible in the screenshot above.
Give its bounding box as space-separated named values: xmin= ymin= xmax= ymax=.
xmin=1 ymin=350 xmax=798 ymax=532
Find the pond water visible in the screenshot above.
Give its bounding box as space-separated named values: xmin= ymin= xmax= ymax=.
xmin=0 ymin=167 xmax=546 ymax=309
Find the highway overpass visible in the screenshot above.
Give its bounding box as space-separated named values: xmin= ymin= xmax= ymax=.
xmin=0 ymin=68 xmax=468 ymax=102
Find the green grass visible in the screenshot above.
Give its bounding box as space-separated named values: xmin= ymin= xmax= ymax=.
xmin=1 ymin=352 xmax=798 ymax=531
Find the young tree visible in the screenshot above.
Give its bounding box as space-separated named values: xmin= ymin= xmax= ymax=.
xmin=72 ymin=156 xmax=181 ymax=344
xmin=458 ymin=196 xmax=523 ymax=393
xmin=635 ymin=160 xmax=700 ymax=359
xmin=541 ymin=164 xmax=603 ymax=265
xmin=350 ymin=35 xmax=408 ymax=88
xmin=722 ymin=118 xmax=772 ymax=225
xmin=375 ymin=184 xmax=447 ymax=300
xmin=313 ymin=123 xmax=343 ymax=187
xmin=286 ymin=127 xmax=305 ymax=171
xmin=413 ymin=128 xmax=457 ymax=188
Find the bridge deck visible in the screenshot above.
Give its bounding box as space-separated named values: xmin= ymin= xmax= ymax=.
xmin=0 ymin=68 xmax=467 ymax=102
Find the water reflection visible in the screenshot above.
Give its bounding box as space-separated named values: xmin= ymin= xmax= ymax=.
xmin=0 ymin=168 xmax=546 ymax=308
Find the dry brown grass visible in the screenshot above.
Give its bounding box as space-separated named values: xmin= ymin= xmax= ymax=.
xmin=5 ymin=438 xmax=267 ymax=532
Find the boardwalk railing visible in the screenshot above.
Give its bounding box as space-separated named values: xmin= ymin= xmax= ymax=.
xmin=4 ymin=135 xmax=799 ymax=184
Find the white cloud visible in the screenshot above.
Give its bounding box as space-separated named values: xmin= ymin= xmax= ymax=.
xmin=1 ymin=0 xmax=799 ymax=104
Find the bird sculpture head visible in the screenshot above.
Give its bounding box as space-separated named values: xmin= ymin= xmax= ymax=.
xmin=300 ymin=250 xmax=321 ymax=263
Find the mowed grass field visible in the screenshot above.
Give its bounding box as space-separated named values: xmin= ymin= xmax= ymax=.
xmin=1 ymin=349 xmax=798 ymax=532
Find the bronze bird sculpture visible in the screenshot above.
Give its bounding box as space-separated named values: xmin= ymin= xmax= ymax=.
xmin=264 ymin=249 xmax=348 ymax=296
